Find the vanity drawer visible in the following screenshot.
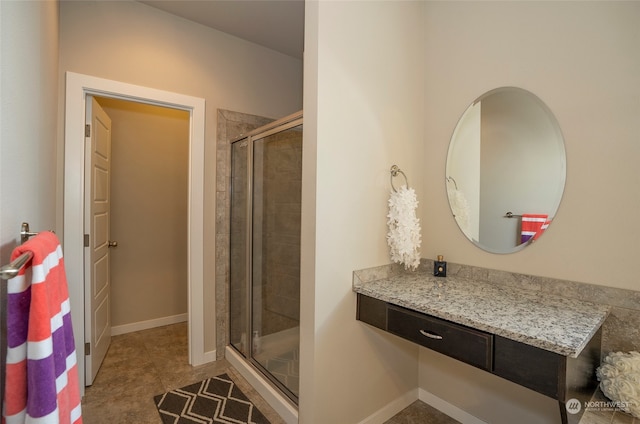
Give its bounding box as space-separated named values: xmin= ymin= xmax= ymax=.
xmin=387 ymin=305 xmax=493 ymax=371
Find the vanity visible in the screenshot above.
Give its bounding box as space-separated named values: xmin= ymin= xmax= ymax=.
xmin=353 ymin=266 xmax=610 ymax=424
xmin=368 ymin=86 xmax=611 ymax=422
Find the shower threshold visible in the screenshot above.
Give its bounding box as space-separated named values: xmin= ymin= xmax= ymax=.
xmin=226 ymin=343 xmax=298 ymax=424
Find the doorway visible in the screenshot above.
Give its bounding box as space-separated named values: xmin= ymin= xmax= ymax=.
xmin=95 ymin=95 xmax=189 ymax=346
xmin=63 ymin=72 xmax=206 ymax=394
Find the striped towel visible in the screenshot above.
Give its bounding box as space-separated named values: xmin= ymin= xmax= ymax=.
xmin=520 ymin=214 xmax=550 ymax=244
xmin=3 ymin=232 xmax=82 ymax=424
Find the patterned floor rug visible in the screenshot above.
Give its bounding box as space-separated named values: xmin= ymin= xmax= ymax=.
xmin=154 ymin=373 xmax=271 ymax=424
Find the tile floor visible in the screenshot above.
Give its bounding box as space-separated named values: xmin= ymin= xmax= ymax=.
xmin=386 ymin=401 xmax=459 ymax=424
xmin=579 ymin=388 xmax=640 ymax=424
xmin=81 ymin=323 xmax=637 ymax=424
xmin=82 ymin=323 xmax=451 ymax=423
xmin=81 ymin=323 xmax=286 ymax=423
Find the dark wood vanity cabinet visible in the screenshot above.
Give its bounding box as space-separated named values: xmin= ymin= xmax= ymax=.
xmin=493 ymin=335 xmax=565 ymax=399
xmin=387 ymin=305 xmax=493 ymax=371
xmin=356 ymin=293 xmax=602 ymax=424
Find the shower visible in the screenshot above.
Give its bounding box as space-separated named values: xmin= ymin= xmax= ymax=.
xmin=228 ymin=111 xmax=302 ymax=404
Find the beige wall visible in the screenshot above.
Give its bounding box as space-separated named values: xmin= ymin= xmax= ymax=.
xmin=96 ymin=97 xmax=189 ymax=328
xmin=0 ymin=0 xmax=59 ymax=402
xmin=421 ymin=1 xmax=640 ymax=290
xmin=1 ymin=0 xmax=59 ymax=247
xmin=301 ymin=2 xmax=427 ymax=422
xmin=418 ymin=2 xmax=640 ymax=422
xmin=58 ymin=0 xmax=303 ymax=352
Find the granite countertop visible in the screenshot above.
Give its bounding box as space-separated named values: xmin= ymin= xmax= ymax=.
xmin=353 ymin=269 xmax=610 ymax=358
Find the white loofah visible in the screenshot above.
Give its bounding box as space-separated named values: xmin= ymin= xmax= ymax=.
xmin=597 ymin=351 xmax=640 ymax=417
xmin=387 ymin=185 xmax=422 ymax=271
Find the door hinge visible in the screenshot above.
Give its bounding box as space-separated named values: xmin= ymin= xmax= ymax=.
xmin=85 ymin=124 xmax=91 ymax=137
xmin=84 ymin=234 xmax=90 ymax=247
xmin=85 ymin=342 xmax=91 ymax=355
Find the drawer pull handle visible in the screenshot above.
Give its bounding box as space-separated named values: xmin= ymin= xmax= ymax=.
xmin=420 ymin=330 xmax=443 ymax=340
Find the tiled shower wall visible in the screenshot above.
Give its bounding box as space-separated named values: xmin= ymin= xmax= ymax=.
xmin=260 ymin=128 xmax=302 ymax=335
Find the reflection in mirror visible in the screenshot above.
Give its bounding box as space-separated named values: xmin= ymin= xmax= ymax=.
xmin=446 ymin=87 xmax=566 ymax=254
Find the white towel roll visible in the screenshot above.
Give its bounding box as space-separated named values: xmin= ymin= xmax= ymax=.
xmin=387 ymin=185 xmax=422 ymax=271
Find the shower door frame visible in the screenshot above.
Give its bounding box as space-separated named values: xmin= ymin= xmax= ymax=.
xmin=229 ymin=111 xmax=303 ymax=405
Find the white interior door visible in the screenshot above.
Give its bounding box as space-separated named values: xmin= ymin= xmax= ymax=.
xmin=84 ymin=96 xmax=113 ymax=385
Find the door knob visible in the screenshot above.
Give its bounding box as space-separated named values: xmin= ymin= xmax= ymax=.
xmin=108 ymin=241 xmax=118 ymax=248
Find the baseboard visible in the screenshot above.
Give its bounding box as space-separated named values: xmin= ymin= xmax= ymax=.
xmin=356 ymin=388 xmax=418 ymax=424
xmin=203 ymin=349 xmax=217 ymax=364
xmin=225 ymin=346 xmax=298 ymax=424
xmin=419 ymin=388 xmax=487 ymax=424
xmin=111 ymin=313 xmax=188 ymax=336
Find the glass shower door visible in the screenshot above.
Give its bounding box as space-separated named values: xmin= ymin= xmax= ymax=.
xmin=251 ymin=124 xmax=302 ymax=400
xmin=229 ymin=113 xmax=302 ymax=404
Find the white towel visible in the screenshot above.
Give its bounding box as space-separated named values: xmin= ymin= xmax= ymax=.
xmin=387 ymin=185 xmax=422 ymax=270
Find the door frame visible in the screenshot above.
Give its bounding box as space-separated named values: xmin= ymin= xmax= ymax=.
xmin=64 ymin=72 xmax=206 ymax=393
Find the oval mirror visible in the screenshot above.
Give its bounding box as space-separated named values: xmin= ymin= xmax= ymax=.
xmin=446 ymin=87 xmax=566 ymax=253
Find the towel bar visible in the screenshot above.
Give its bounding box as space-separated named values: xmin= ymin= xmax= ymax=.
xmin=0 ymin=251 xmax=34 ymax=280
xmin=0 ymin=222 xmax=42 ymax=280
xmin=504 ymin=212 xmax=522 ymax=218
